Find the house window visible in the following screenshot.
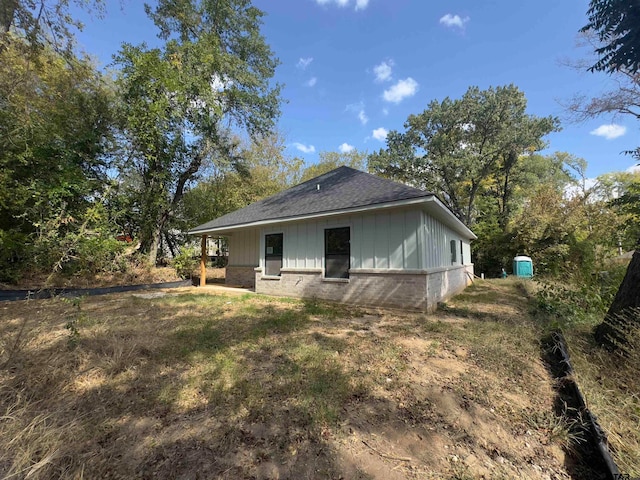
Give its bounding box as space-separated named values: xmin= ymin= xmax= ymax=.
xmin=265 ymin=233 xmax=283 ymax=276
xmin=460 ymin=240 xmax=464 ymax=264
xmin=450 ymin=240 xmax=457 ymax=264
xmin=325 ymin=227 xmax=350 ymax=279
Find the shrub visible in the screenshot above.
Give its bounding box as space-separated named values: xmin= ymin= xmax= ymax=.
xmin=0 ymin=230 xmax=29 ymax=283
xmin=172 ymin=247 xmax=197 ymax=279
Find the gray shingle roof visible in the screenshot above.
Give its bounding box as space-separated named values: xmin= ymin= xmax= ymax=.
xmin=189 ymin=166 xmax=434 ymax=233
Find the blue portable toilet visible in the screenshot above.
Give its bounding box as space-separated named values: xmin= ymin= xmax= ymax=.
xmin=513 ymin=255 xmax=533 ymax=278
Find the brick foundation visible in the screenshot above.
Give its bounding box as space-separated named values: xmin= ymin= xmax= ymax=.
xmin=254 ymin=265 xmax=473 ymax=311
xmin=226 ymin=266 xmax=256 ymax=288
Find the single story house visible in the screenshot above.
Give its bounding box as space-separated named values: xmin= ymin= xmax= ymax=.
xmin=188 ymin=166 xmax=476 ymax=310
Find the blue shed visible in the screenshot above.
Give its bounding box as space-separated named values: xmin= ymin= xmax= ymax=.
xmin=513 ymin=255 xmax=533 ymax=278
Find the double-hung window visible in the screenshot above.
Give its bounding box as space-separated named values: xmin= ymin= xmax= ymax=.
xmin=325 ymin=227 xmax=350 ymax=279
xmin=265 ymin=233 xmax=283 ymax=276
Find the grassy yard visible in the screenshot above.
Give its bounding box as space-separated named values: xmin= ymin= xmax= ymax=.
xmin=0 ymin=280 xmax=589 ymax=479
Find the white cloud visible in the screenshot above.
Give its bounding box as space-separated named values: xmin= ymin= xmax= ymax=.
xmin=315 ymin=0 xmax=368 ymax=10
xmin=293 ymin=142 xmax=316 ymax=154
xmin=382 ymin=108 xmax=389 ymax=115
xmin=297 ymin=57 xmax=313 ymax=70
xmin=306 ymin=77 xmax=318 ymax=87
xmin=439 ymin=13 xmax=469 ymax=29
xmin=210 ymin=74 xmax=232 ymax=92
xmin=346 ymin=102 xmax=368 ymax=125
xmin=627 ymin=163 xmax=640 ymax=173
xmin=315 ymin=0 xmax=349 ymax=7
xmin=339 ymin=143 xmax=355 ymax=153
xmin=373 ymin=60 xmax=393 ymax=82
xmin=564 ymin=178 xmax=598 ymax=200
xmin=589 ymin=124 xmax=627 ymax=140
xmin=383 ymin=77 xmax=418 ymax=103
xmin=372 ymin=127 xmax=388 ymax=141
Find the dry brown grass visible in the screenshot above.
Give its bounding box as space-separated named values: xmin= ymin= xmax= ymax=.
xmin=0 ymin=281 xmax=574 ymax=479
xmin=564 ymin=325 xmax=640 ymax=477
xmin=5 ymin=266 xmax=181 ymax=290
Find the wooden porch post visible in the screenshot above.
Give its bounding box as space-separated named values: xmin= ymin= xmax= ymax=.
xmin=200 ymin=235 xmax=207 ymax=287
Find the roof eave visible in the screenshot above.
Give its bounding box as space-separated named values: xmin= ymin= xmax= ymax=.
xmin=424 ymin=197 xmax=477 ymax=240
xmin=189 ymin=195 xmax=476 ymax=240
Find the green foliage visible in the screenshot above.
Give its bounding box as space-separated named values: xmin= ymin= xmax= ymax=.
xmin=63 ymin=296 xmax=87 ymax=350
xmin=0 ymin=39 xmax=115 ymax=231
xmin=0 ymin=37 xmax=117 ymax=282
xmin=534 ymin=263 xmax=628 ymax=328
xmin=535 ymin=283 xmax=605 ymax=326
xmin=369 ymin=85 xmax=560 ymax=275
xmin=179 ymin=133 xmax=301 ymax=230
xmin=506 ymin=154 xmax=627 ymax=279
xmin=115 ymin=0 xmax=282 ymax=265
xmin=28 ymin=203 xmax=127 ymax=278
xmin=581 ymin=0 xmax=640 ymax=74
xmin=0 ymin=1 xmax=105 ymax=58
xmin=604 ymin=171 xmax=640 ymax=250
xmin=0 ymin=230 xmax=29 ymax=283
xmin=369 ymin=84 xmax=559 ymax=227
xmin=172 ymin=247 xmax=197 ymax=279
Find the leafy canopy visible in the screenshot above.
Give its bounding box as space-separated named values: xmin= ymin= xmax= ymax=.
xmin=581 ymin=0 xmax=640 ymax=74
xmin=369 ymin=85 xmax=559 ymax=227
xmin=115 ymin=0 xmax=281 ymax=263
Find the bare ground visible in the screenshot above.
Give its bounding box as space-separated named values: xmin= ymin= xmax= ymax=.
xmin=0 ymin=280 xmax=577 ymax=479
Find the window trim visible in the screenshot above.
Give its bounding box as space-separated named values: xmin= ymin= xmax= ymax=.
xmin=450 ymin=239 xmax=457 ymax=265
xmin=324 ymin=226 xmax=351 ymax=279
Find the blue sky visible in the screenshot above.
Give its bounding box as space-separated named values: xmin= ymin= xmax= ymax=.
xmin=73 ymin=0 xmax=639 ymax=178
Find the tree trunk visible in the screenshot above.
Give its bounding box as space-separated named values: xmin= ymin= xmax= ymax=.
xmin=147 ymin=210 xmax=170 ymax=266
xmin=164 ymin=231 xmax=177 ymax=258
xmin=594 ymin=245 xmax=640 ymax=349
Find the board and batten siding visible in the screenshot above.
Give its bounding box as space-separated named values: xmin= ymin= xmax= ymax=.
xmin=256 ymin=208 xmax=423 ymax=271
xmin=422 ymin=212 xmax=471 ymax=270
xmin=226 ymin=207 xmax=472 ymax=273
xmin=227 ymin=228 xmax=259 ymax=266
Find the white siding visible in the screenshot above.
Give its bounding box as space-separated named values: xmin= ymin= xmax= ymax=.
xmin=423 ymin=212 xmax=472 ymax=269
xmin=256 ymin=207 xmax=424 ymax=272
xmin=227 ymin=228 xmax=259 ymax=266
xmin=462 ymin=242 xmax=472 ymax=266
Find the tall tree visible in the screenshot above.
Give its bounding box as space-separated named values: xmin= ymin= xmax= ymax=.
xmin=369 ymin=85 xmax=559 ymax=227
xmin=473 ymin=152 xmax=571 ymax=275
xmin=179 ymin=133 xmax=302 ymax=235
xmin=116 ymin=0 xmax=281 ymax=265
xmin=581 ymin=0 xmax=640 ymax=347
xmin=509 ymin=157 xmax=625 ymax=279
xmin=0 ymin=38 xmax=116 ymax=280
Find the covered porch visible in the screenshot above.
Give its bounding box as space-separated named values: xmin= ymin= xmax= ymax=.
xmin=195 ymin=228 xmax=259 ymax=289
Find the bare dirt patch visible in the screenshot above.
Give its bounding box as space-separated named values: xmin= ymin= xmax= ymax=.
xmin=1 ymin=281 xmax=576 ymax=479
